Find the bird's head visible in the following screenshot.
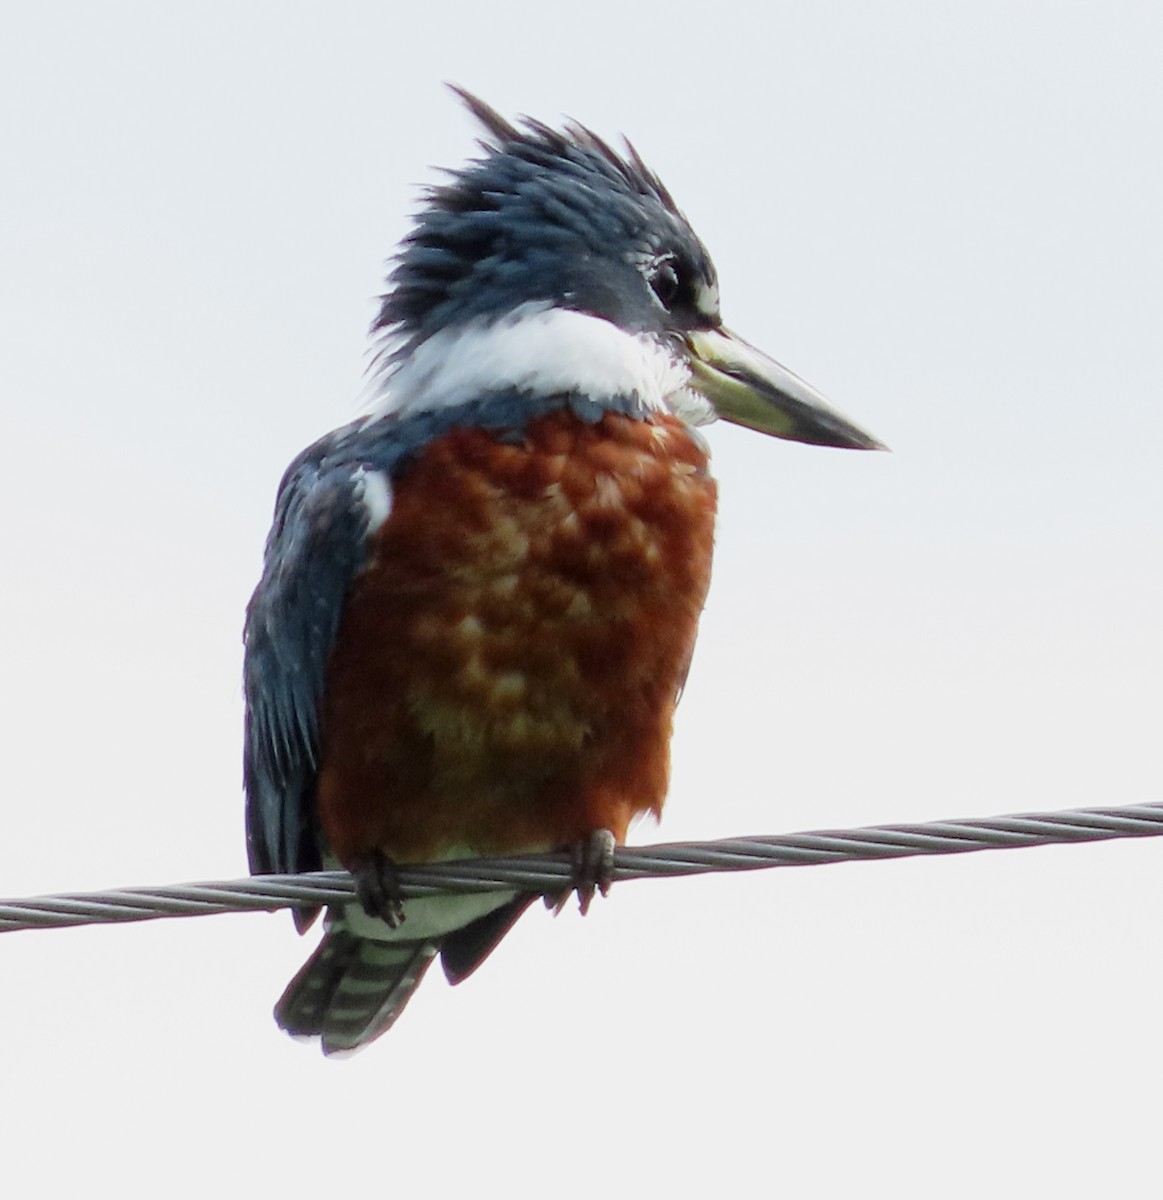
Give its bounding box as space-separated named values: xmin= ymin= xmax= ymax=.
xmin=370 ymin=87 xmax=883 ymax=452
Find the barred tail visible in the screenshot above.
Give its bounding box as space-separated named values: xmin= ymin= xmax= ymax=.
xmin=274 ymin=923 xmax=438 ymax=1055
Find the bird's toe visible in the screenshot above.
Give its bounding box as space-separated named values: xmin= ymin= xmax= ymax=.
xmin=550 ymin=828 xmax=616 ymax=916
xmin=349 ymin=850 xmax=406 ymax=928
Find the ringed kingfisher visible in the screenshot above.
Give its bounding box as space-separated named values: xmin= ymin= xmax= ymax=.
xmin=244 ymin=88 xmax=883 ymax=1055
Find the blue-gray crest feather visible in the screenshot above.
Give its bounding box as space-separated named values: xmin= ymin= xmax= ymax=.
xmin=371 ymin=87 xmax=716 ymax=370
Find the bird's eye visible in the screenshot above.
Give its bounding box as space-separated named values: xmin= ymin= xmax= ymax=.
xmin=648 ymin=257 xmax=681 ymax=309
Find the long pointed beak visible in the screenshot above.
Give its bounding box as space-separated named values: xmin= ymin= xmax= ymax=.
xmin=684 ymin=327 xmax=886 ymax=451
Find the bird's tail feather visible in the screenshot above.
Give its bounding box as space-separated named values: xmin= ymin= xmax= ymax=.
xmin=440 ymin=894 xmax=536 ymax=985
xmin=274 ymin=923 xmax=438 ymax=1055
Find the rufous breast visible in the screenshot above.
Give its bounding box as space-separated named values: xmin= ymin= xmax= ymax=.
xmin=317 ymin=409 xmax=717 ymax=864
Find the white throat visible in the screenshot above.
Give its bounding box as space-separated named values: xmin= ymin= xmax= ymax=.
xmin=369 ymin=302 xmax=697 ymax=421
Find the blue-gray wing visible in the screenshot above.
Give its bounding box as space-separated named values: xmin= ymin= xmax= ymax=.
xmin=243 ymin=438 xmax=382 ymax=879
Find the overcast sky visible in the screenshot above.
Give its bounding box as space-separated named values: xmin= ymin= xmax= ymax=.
xmin=2 ymin=3 xmax=1161 ymax=1196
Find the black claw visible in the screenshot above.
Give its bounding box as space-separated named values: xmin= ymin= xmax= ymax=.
xmin=552 ymin=829 xmax=616 ymax=916
xmin=350 ymin=851 xmax=406 ymax=928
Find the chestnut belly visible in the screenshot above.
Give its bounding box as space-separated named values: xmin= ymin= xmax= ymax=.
xmin=317 ymin=409 xmax=717 ymax=865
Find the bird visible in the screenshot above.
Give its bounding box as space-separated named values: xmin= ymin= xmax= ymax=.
xmin=243 ymin=87 xmax=883 ymax=1056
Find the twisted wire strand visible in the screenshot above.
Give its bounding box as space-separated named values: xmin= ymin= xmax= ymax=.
xmin=3 ymin=801 xmax=1160 ymax=933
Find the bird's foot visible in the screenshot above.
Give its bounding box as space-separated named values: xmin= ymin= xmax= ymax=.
xmin=349 ymin=850 xmax=406 ymax=928
xmin=549 ymin=828 xmax=616 ymax=916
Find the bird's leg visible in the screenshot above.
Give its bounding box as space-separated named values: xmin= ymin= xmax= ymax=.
xmin=550 ymin=828 xmax=616 ymax=916
xmin=349 ymin=850 xmax=406 ymax=928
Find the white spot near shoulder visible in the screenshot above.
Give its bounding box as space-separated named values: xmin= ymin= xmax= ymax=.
xmin=355 ymin=467 xmax=392 ymax=533
xmin=371 ymin=302 xmax=691 ymax=420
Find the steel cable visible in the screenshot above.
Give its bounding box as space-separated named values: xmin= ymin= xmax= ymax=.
xmin=2 ymin=801 xmax=1160 ymax=933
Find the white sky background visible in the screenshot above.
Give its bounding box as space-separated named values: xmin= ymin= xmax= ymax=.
xmin=2 ymin=2 xmax=1161 ymax=1195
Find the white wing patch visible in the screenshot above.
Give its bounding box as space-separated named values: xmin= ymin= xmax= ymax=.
xmin=371 ymin=302 xmax=692 ymax=420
